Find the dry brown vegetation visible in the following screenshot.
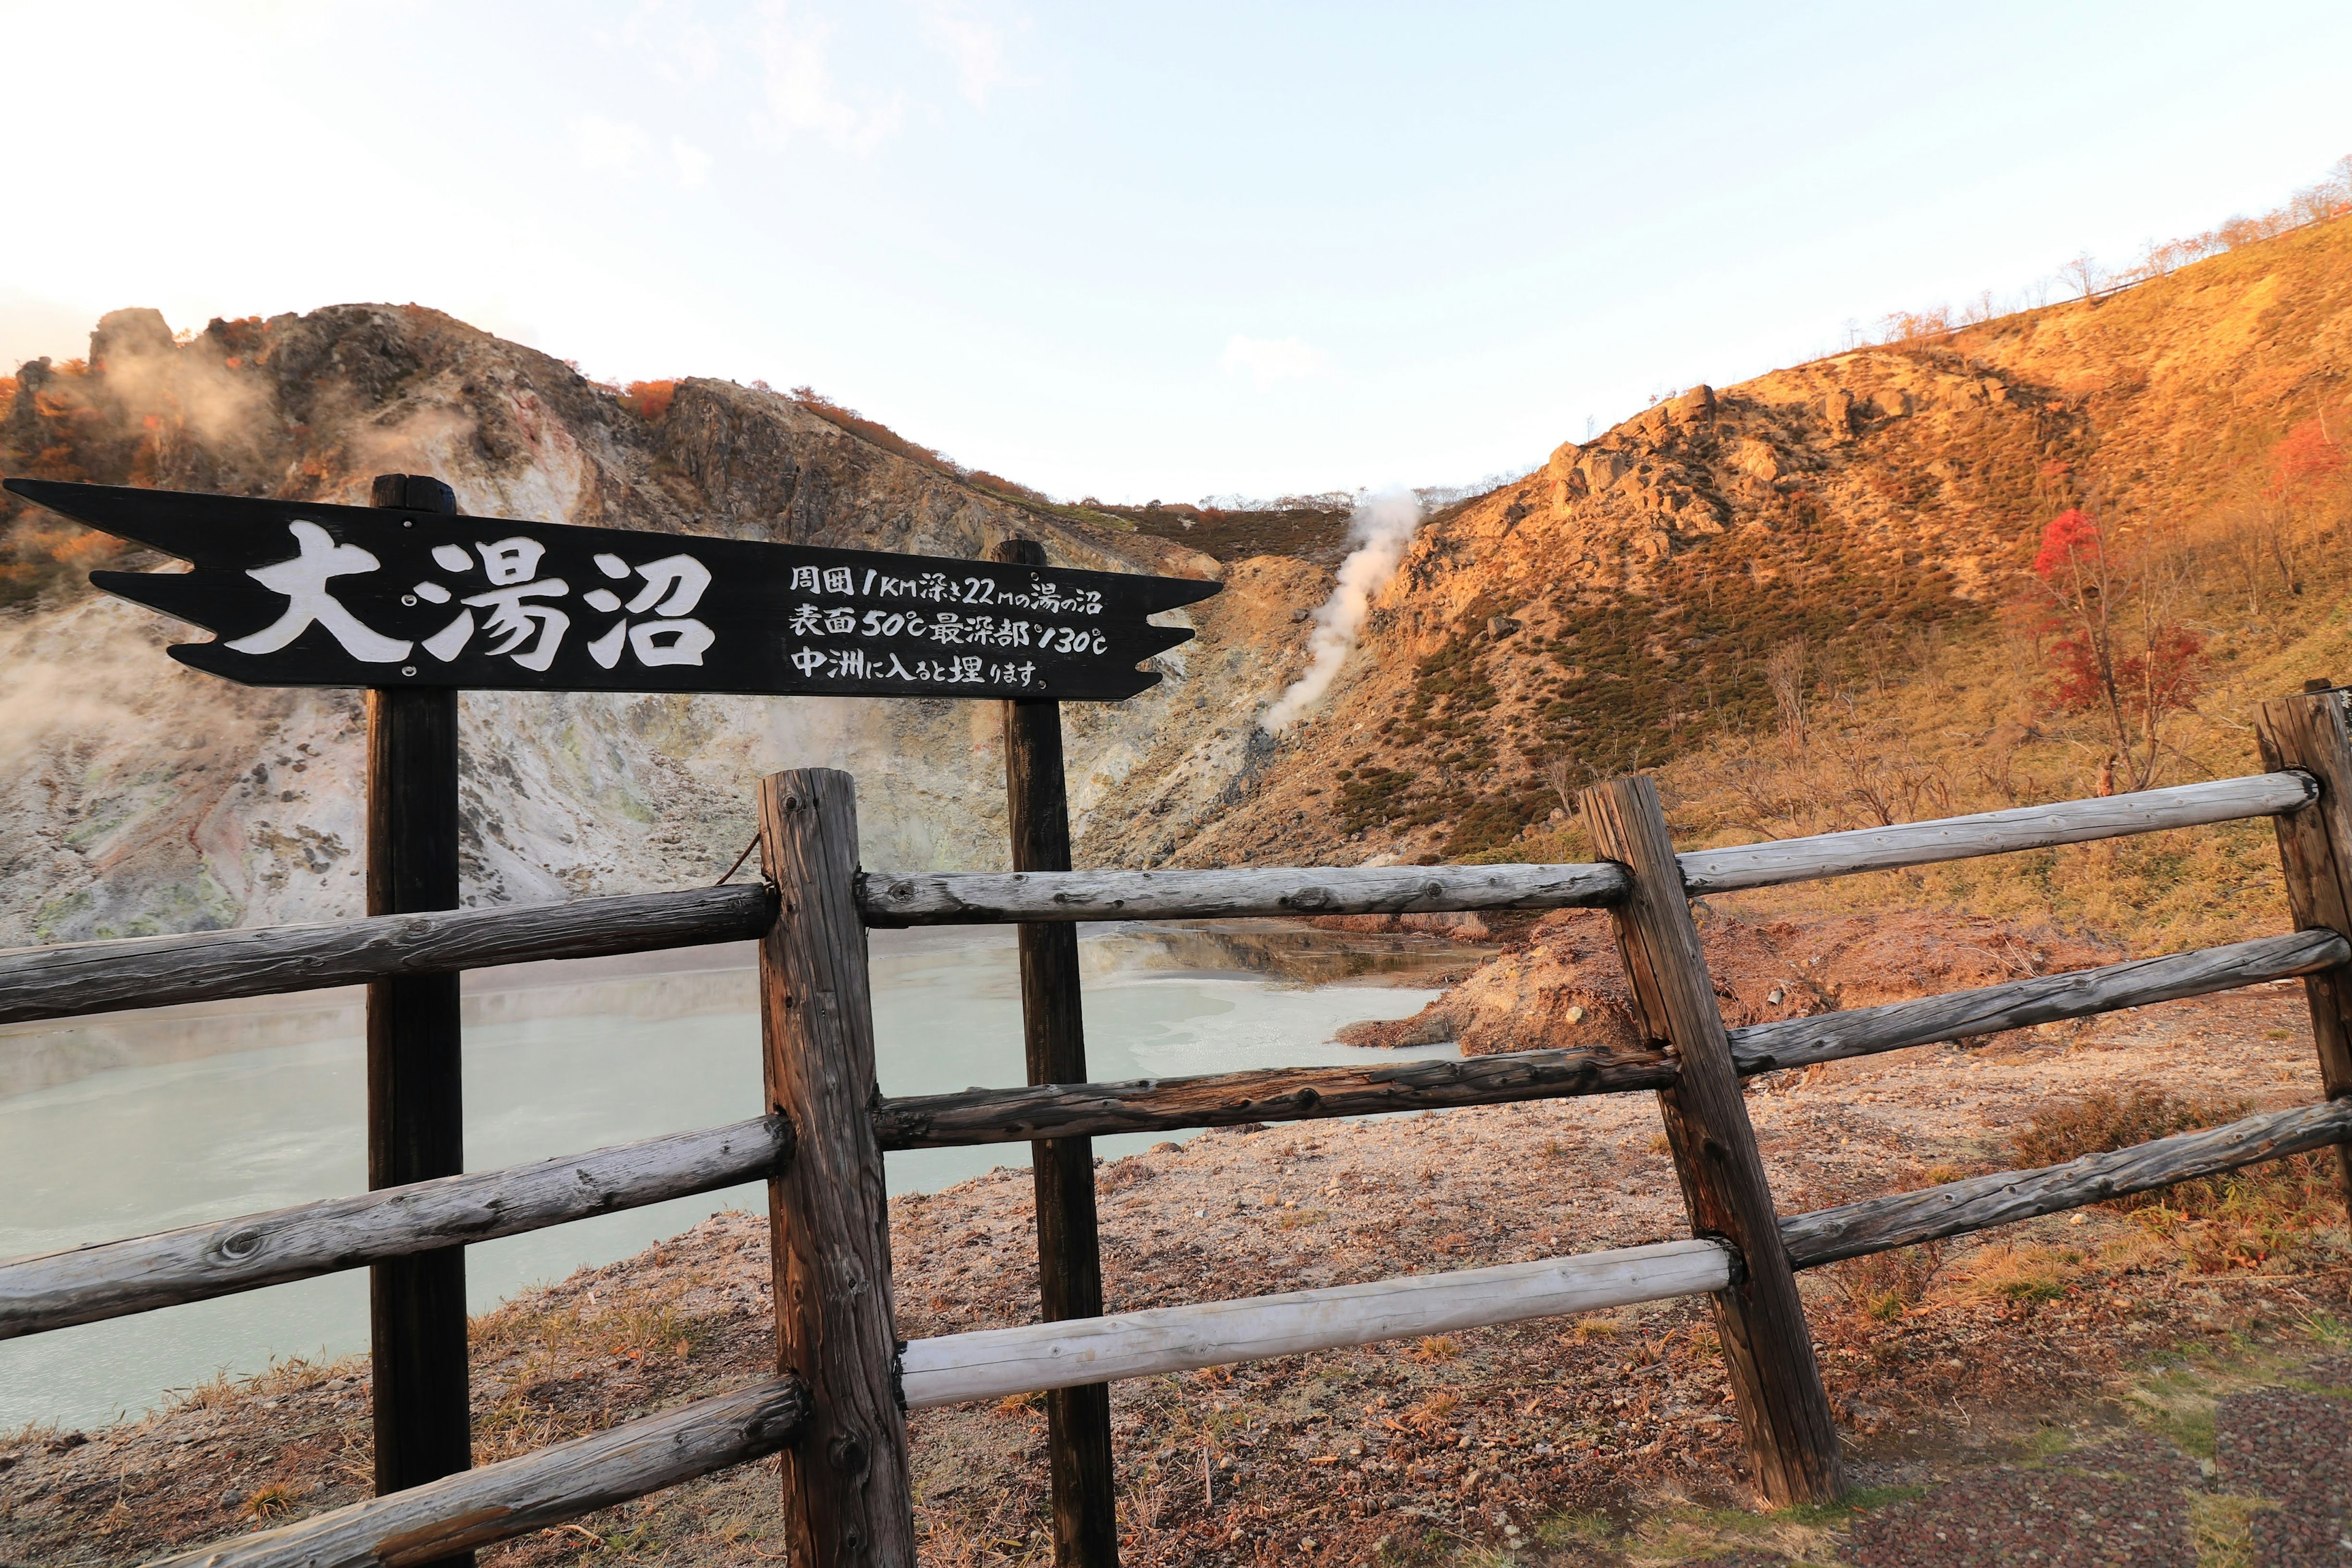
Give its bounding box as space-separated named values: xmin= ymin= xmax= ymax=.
xmin=10 ymin=165 xmax=2352 ymax=1568
xmin=8 ymin=978 xmax=2351 ymax=1567
xmin=1110 ymin=192 xmax=2352 ymax=898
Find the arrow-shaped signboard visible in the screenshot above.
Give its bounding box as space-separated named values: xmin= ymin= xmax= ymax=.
xmin=2 ymin=479 xmax=1219 ymax=701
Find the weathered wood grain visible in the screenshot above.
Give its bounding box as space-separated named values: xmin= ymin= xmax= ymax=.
xmin=1584 ymin=775 xmax=1845 ymax=1506
xmin=0 ymin=1117 xmax=786 ymax=1340
xmin=758 ymin=770 xmax=916 ymax=1567
xmin=145 ymin=1087 xmax=2347 ymax=1568
xmin=900 ymin=1239 xmax=1732 ymax=1410
xmin=2254 ymin=690 xmax=2352 ymax=1223
xmin=1728 ymin=929 xmax=2348 ymax=1075
xmin=872 ymin=1047 xmax=1675 ymax=1148
xmin=990 ymin=535 xmax=1117 ymax=1568
xmin=871 ymin=932 xmax=2334 ymax=1149
xmin=1781 ymin=1100 xmax=2352 ymax=1268
xmin=141 ymin=1375 xmax=809 ymax=1568
xmin=1 ymin=1117 xmax=784 ymax=1339
xmin=1681 ymin=772 xmax=2313 ymax=894
xmin=0 ymin=884 xmax=774 ymax=1026
xmin=363 ymin=518 xmax=472 ymax=1529
xmin=855 ymin=861 xmax=1629 ymax=926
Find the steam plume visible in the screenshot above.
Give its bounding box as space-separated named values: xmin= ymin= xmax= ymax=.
xmin=1260 ymin=488 xmax=1423 ymax=732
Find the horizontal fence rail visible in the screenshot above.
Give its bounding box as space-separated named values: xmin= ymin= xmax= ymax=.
xmin=1680 ymin=772 xmax=2315 ymax=894
xmin=0 ymin=774 xmax=2306 ymax=1030
xmin=900 ymin=1238 xmax=1733 ymax=1409
xmin=0 ymin=884 xmax=776 ymax=1027
xmin=1 ymin=1118 xmax=789 ymax=1340
xmin=21 ymin=929 xmax=2337 ymax=1336
xmin=873 ymin=1047 xmax=1673 ymax=1148
xmin=874 ymin=929 xmax=2346 ymax=1148
xmin=143 ymin=1375 xmax=811 ymax=1568
xmin=1 ymin=757 xmax=2337 ymax=1567
xmin=861 ymin=774 xmax=2313 ymax=927
xmin=856 ymin=861 xmax=1630 ymax=925
xmin=1784 ymin=1099 xmax=2352 ymax=1268
xmin=134 ymin=1095 xmax=2352 ymax=1566
xmin=1728 ymin=929 xmax=2350 ymax=1075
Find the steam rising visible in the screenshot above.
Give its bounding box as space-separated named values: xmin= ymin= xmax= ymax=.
xmin=1260 ymin=488 xmax=1423 ymax=733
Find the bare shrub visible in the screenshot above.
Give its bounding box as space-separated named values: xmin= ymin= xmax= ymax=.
xmin=2013 ymin=1089 xmax=2346 ymax=1272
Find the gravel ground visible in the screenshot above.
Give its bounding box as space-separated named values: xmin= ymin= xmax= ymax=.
xmin=7 ymin=944 xmax=2352 ymax=1566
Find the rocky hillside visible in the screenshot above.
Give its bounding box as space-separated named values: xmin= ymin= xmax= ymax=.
xmin=1104 ymin=213 xmax=2352 ymax=870
xmin=0 ymin=306 xmax=1292 ymax=943
xmin=4 ymin=210 xmax=2347 ymax=943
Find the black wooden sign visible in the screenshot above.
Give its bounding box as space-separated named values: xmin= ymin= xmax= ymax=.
xmin=3 ymin=479 xmax=1219 ymax=701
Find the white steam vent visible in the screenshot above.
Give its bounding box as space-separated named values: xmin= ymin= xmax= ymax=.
xmin=1260 ymin=488 xmax=1423 ymax=733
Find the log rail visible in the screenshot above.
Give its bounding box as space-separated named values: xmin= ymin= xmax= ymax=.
xmin=1 ymin=760 xmax=2343 ymax=1566
xmin=0 ymin=771 xmax=2310 ymax=1029
xmin=23 ymin=924 xmax=2338 ymax=1344
xmin=117 ymin=1092 xmax=2352 ymax=1568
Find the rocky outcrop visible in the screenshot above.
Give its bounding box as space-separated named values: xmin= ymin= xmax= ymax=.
xmin=0 ymin=306 xmax=1260 ymax=943
xmin=1144 ymin=214 xmax=2352 ymax=869
xmin=1333 ymin=908 xmax=2121 ymax=1056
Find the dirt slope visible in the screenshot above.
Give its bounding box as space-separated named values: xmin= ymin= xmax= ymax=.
xmin=1104 ymin=215 xmax=2352 ymax=872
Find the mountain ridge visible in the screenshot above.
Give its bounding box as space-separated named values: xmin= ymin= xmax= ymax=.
xmin=4 ymin=211 xmax=2348 ymax=942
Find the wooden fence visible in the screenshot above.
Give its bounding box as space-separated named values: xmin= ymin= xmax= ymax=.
xmin=8 ymin=687 xmax=2352 ymax=1566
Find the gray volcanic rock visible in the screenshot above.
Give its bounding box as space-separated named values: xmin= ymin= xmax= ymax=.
xmin=0 ymin=305 xmax=1277 ymax=943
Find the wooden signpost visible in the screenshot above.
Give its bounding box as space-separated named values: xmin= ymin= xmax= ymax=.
xmin=2 ymin=480 xmax=1212 ymax=700
xmin=360 ymin=475 xmax=472 ymax=1562
xmin=7 ymin=476 xmax=1219 ymax=1568
xmin=992 ymin=540 xmax=1118 ymax=1565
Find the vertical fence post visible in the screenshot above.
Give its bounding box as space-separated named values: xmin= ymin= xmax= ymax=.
xmin=758 ymin=768 xmax=917 ymax=1566
xmin=992 ymin=537 xmax=1120 ymax=1568
xmin=2253 ymin=682 xmax=2352 ymax=1221
xmin=364 ymin=473 xmax=472 ymax=1558
xmin=1581 ymin=775 xmax=1845 ymax=1506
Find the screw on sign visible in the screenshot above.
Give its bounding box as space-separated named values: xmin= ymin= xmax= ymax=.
xmin=1 ymin=478 xmax=1218 ymax=699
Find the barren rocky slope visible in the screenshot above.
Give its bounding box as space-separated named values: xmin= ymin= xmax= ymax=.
xmin=3 ymin=214 xmax=2346 ymax=941
xmin=1102 ymin=215 xmax=2352 ymax=870
xmin=0 ymin=307 xmax=1282 ymax=943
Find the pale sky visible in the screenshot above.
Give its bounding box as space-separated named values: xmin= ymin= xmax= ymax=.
xmin=4 ymin=1 xmax=2348 ymax=502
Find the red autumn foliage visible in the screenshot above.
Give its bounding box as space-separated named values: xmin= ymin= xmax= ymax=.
xmin=2264 ymin=418 xmax=2343 ymax=503
xmin=2021 ymin=506 xmax=2207 ymax=792
xmin=2041 ymin=625 xmax=2206 ymax=717
xmin=2032 ymin=508 xmax=2103 ymax=581
xmin=621 ymin=380 xmax=678 ymax=421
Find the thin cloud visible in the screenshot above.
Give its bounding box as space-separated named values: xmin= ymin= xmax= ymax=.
xmin=1221 ymin=334 xmax=1333 ymax=391
xmin=755 ymin=0 xmax=907 ymax=153
xmin=918 ymin=1 xmax=1011 ymax=108
xmin=671 ymin=136 xmax=713 ymax=187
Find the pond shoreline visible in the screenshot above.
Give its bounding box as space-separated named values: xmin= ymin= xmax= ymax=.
xmin=0 ymin=920 xmax=1482 ymax=1432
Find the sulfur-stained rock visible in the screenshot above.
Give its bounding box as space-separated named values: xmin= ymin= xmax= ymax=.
xmin=1665 ymin=383 xmax=1716 ymax=424
xmin=1579 ymin=450 xmax=1628 ymax=492
xmin=1823 ymin=388 xmax=1854 ymax=437
xmin=1728 ymin=437 xmax=1781 ymax=482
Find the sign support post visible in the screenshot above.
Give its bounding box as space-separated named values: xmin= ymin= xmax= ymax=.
xmin=995 ymin=537 xmax=1120 ymax=1567
xmin=363 ymin=473 xmax=474 ymax=1560
xmin=6 ymin=473 xmax=1217 ymax=1556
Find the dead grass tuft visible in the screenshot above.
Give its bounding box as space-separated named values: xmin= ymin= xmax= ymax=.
xmin=1948 ymin=1241 xmax=2086 ymax=1303
xmin=242 ymin=1483 xmax=300 ymax=1521
xmin=2013 ymin=1088 xmax=2348 ymax=1272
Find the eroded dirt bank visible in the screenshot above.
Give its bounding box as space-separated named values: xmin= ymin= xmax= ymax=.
xmin=7 ymin=929 xmax=2351 ymax=1566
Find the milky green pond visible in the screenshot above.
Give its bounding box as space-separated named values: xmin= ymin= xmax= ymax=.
xmin=0 ymin=921 xmax=1468 ymax=1431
